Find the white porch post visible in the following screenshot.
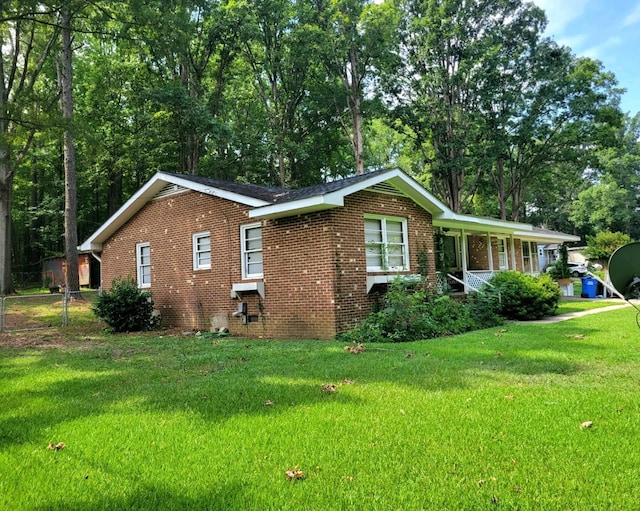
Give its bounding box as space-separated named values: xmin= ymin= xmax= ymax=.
xmin=461 ymin=229 xmax=469 ymax=293
xmin=486 ymin=232 xmax=494 ymax=272
xmin=510 ymin=235 xmax=517 ymax=270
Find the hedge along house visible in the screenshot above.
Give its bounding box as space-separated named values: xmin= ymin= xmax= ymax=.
xmin=79 ymin=168 xmax=579 ymax=339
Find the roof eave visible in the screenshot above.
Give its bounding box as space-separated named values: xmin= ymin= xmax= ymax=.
xmin=79 ymin=172 xmax=271 ymax=251
xmin=249 ymin=169 xmax=449 ymax=220
xmin=248 ymin=195 xmax=344 ymax=219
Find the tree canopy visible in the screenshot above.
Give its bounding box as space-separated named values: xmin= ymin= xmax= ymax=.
xmin=0 ymin=0 xmax=637 ymax=289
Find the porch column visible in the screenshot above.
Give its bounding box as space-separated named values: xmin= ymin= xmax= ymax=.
xmin=510 ymin=235 xmax=517 ymax=270
xmin=486 ymin=232 xmax=494 ymax=272
xmin=461 ymin=229 xmax=469 ymax=293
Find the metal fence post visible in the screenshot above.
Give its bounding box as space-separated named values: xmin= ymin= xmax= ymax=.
xmin=62 ymin=289 xmax=69 ymax=327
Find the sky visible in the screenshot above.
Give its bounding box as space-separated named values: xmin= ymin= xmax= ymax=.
xmin=532 ymin=0 xmax=640 ymax=116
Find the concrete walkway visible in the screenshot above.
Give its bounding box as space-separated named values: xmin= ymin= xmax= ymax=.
xmin=528 ymin=300 xmax=637 ymax=324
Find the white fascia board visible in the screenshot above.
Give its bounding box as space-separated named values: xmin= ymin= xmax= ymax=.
xmin=382 ymin=173 xmax=449 ymax=215
xmin=433 ymin=213 xmax=534 ymax=235
xmin=249 ymin=168 xmax=449 ymax=220
xmin=248 ymin=194 xmax=344 ymax=219
xmin=165 ymin=173 xmax=270 ymax=208
xmin=79 ymin=172 xmax=270 ymax=251
xmin=514 ymin=230 xmax=581 ymax=243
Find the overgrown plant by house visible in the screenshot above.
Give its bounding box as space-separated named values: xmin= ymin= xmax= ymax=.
xmin=339 ymin=280 xmax=503 ymax=343
xmin=93 ymin=277 xmax=158 ymax=332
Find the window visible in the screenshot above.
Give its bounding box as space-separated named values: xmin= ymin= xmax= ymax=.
xmin=497 ymin=238 xmax=508 ymax=270
xmin=440 ymin=235 xmax=462 ymax=270
xmin=522 ymin=241 xmax=532 ymax=273
xmin=136 ymin=242 xmax=151 ymax=288
xmin=193 ymin=232 xmax=211 ymax=270
xmin=241 ymin=223 xmax=263 ymax=279
xmin=364 ymin=215 xmax=409 ymax=272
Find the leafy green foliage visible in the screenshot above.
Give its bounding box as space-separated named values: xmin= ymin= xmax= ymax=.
xmin=93 ymin=277 xmax=157 ymax=332
xmin=484 ymin=271 xmax=561 ymax=321
xmin=584 ymin=231 xmax=632 ymax=260
xmin=547 ymin=243 xmax=571 ymax=280
xmin=340 ymin=279 xmax=502 ymax=343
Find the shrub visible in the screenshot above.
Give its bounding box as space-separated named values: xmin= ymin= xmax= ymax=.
xmin=93 ymin=277 xmax=157 ymax=332
xmin=339 ymin=279 xmax=503 ymax=343
xmin=484 ymin=271 xmax=561 ymax=321
xmin=465 ymin=291 xmax=504 ymax=329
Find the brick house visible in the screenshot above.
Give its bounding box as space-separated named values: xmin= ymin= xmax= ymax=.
xmin=79 ymin=169 xmax=578 ymax=339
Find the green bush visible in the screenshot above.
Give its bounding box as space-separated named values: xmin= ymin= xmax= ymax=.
xmin=339 ymin=279 xmax=503 ymax=343
xmin=484 ymin=271 xmax=561 ymax=321
xmin=93 ymin=277 xmax=158 ymax=332
xmin=465 ymin=291 xmax=504 ymax=329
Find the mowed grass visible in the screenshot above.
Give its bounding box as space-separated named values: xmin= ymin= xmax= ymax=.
xmin=1 ymin=306 xmax=640 ymax=510
xmin=555 ymin=296 xmax=624 ymax=315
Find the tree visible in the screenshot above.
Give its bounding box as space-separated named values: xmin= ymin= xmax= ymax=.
xmin=312 ymin=0 xmax=401 ymax=175
xmin=485 ymin=52 xmax=623 ymax=221
xmin=395 ymin=0 xmax=539 ymax=212
xmin=0 ymin=2 xmax=59 ymax=293
xmin=57 ymin=2 xmax=81 ymax=297
xmin=585 ymin=231 xmax=632 ymax=261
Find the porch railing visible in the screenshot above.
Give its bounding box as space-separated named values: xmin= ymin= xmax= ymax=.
xmin=437 ymin=270 xmax=495 ymax=294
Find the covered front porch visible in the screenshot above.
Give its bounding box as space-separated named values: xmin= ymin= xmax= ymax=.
xmin=433 ymin=216 xmax=580 ymax=294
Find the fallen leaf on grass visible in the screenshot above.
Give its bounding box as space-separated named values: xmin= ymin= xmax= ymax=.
xmin=504 ymin=394 xmax=514 ymax=400
xmin=47 ymin=442 xmax=65 ymax=451
xmin=321 ymin=383 xmax=338 ymax=393
xmin=580 ymin=421 xmax=593 ymax=429
xmin=264 ymin=400 xmax=274 ymax=406
xmin=285 ymin=466 xmax=305 ymax=481
xmin=341 ymin=378 xmax=354 ymax=385
xmin=406 ymin=353 xmax=415 ymax=359
xmin=565 ymin=334 xmax=586 ymax=339
xmin=344 ymin=342 xmax=366 ymax=354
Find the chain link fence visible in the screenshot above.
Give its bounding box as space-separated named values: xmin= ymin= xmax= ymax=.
xmin=0 ymin=289 xmax=100 ymax=333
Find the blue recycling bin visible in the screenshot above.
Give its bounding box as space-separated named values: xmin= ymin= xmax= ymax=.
xmin=581 ymin=277 xmax=597 ymax=299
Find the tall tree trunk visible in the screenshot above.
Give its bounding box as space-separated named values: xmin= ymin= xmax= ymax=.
xmin=58 ymin=6 xmax=81 ymax=299
xmin=0 ymin=168 xmax=14 ymax=295
xmin=0 ymin=99 xmax=14 ymax=295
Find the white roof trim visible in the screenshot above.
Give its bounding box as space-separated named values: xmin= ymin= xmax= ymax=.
xmin=248 ymin=168 xmax=449 ymax=219
xmin=78 ymin=172 xmax=270 ymax=251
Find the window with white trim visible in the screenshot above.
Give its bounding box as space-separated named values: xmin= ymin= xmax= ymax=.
xmin=522 ymin=241 xmax=532 ymax=274
xmin=497 ymin=238 xmax=508 ymax=270
xmin=364 ymin=215 xmax=409 ymax=272
xmin=193 ymin=232 xmax=211 ymax=270
xmin=136 ymin=242 xmax=151 ymax=288
xmin=241 ymin=223 xmax=263 ymax=279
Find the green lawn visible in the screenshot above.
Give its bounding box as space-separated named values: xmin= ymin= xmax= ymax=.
xmin=1 ymin=307 xmax=640 ymax=510
xmin=555 ymin=297 xmax=624 ymax=315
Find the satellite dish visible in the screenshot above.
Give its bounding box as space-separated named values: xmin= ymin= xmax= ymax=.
xmin=608 ymin=242 xmax=640 ymax=299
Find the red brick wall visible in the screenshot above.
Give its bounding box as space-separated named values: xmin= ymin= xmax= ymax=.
xmin=101 ymin=190 xmax=255 ymax=332
xmin=468 ymin=235 xmax=489 ymax=270
xmin=330 ymin=191 xmax=436 ymax=333
xmin=101 ymin=188 xmax=436 ymax=339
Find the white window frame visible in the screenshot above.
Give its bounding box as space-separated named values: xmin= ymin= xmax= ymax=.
xmin=522 ymin=240 xmax=532 ymax=274
xmin=241 ymin=223 xmax=263 ymax=279
xmin=364 ymin=215 xmax=409 ymax=272
xmin=136 ymin=242 xmax=151 ymax=288
xmin=192 ymin=231 xmax=211 ymax=270
xmin=497 ymin=238 xmax=509 ymax=270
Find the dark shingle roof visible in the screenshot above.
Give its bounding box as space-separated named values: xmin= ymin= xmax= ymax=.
xmin=163 ymin=172 xmax=289 ymax=203
xmin=163 ymin=169 xmax=391 ymax=204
